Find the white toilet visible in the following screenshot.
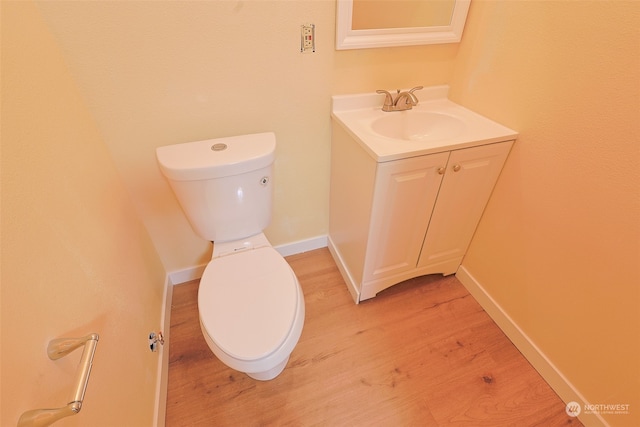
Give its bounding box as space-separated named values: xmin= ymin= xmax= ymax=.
xmin=156 ymin=132 xmax=305 ymax=380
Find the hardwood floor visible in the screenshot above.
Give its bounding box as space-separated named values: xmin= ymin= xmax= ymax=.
xmin=166 ymin=248 xmax=581 ymax=426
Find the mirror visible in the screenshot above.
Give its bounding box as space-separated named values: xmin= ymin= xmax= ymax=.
xmin=336 ymin=0 xmax=471 ymax=50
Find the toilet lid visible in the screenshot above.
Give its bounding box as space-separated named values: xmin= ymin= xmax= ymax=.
xmin=198 ymin=247 xmax=298 ymax=361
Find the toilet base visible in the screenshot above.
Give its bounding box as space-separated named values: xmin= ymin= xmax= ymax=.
xmin=247 ymin=355 xmax=289 ymax=381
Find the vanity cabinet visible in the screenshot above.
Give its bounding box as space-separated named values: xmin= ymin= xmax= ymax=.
xmin=328 ymin=123 xmax=513 ymax=302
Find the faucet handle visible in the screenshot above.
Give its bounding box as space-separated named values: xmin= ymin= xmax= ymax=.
xmin=408 ymin=86 xmax=424 ymax=105
xmin=376 ymin=90 xmax=393 ymax=108
xmin=376 ymin=90 xmax=395 ymax=111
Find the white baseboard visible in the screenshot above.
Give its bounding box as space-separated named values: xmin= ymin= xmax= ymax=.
xmin=153 ymin=275 xmax=174 ymax=427
xmin=275 ymin=235 xmax=328 ymax=257
xmin=327 ymin=235 xmax=360 ymax=303
xmin=168 ymin=263 xmax=207 ymax=285
xmin=455 ymin=265 xmax=608 ymax=427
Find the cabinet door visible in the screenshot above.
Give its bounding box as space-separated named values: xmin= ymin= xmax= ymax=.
xmin=417 ymin=141 xmax=512 ymax=269
xmin=363 ymin=152 xmax=449 ymax=282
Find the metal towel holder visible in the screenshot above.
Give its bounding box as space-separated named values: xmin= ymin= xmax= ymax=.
xmin=18 ymin=334 xmax=99 ymax=427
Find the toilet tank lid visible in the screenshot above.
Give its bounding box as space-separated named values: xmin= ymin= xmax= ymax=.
xmin=156 ymin=132 xmax=275 ymax=181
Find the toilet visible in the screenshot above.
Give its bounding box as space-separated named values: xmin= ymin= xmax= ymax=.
xmin=156 ymin=132 xmax=305 ymax=380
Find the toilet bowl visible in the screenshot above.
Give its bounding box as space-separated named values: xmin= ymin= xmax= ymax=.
xmin=156 ymin=132 xmax=305 ymax=380
xmin=198 ymin=234 xmax=304 ymax=380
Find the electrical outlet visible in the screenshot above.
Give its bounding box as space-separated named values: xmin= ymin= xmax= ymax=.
xmin=301 ymin=24 xmax=315 ymax=53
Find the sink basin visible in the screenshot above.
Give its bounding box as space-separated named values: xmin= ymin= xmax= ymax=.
xmin=370 ymin=111 xmax=466 ymax=142
xmin=331 ymin=85 xmax=519 ymax=162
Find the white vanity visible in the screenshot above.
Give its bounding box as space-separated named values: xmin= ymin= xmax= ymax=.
xmin=328 ymin=85 xmax=518 ymax=303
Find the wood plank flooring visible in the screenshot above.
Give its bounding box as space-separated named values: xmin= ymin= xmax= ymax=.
xmin=166 ymin=248 xmax=581 ymax=426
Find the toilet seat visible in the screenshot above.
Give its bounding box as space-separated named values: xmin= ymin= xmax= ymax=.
xmin=198 ymin=246 xmax=299 ymax=361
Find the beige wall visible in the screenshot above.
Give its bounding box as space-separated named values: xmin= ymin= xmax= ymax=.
xmin=1 ymin=2 xmax=166 ymax=425
xmin=450 ymin=1 xmax=639 ymax=426
xmin=35 ymin=0 xmax=459 ymax=274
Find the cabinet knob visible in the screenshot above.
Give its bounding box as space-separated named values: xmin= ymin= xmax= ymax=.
xmin=452 ymin=164 xmax=462 ymax=172
xmin=437 ymin=167 xmax=445 ymax=175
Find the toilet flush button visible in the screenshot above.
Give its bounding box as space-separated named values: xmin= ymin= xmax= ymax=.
xmin=211 ymin=143 xmax=227 ymax=151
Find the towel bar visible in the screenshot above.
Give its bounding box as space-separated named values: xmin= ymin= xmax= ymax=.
xmin=18 ymin=333 xmax=99 ymax=427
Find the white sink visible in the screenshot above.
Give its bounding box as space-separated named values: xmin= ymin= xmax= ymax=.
xmin=370 ymin=111 xmax=466 ymax=142
xmin=331 ymin=85 xmax=518 ymax=162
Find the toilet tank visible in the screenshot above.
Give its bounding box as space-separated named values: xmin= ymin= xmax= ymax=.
xmin=156 ymin=133 xmax=275 ymax=242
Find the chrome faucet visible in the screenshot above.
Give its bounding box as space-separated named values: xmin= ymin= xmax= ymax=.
xmin=376 ymin=86 xmax=424 ymax=112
